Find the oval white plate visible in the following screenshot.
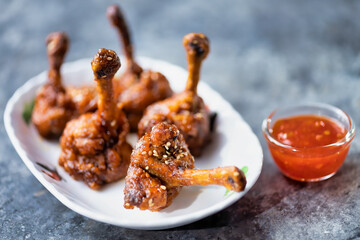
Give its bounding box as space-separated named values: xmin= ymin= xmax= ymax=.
xmin=4 ymin=57 xmax=263 ymax=230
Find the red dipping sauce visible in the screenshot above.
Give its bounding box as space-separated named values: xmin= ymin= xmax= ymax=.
xmin=263 ymin=104 xmax=355 ymax=182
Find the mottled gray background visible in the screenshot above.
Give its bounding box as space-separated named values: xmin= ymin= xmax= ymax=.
xmin=1 ymin=0 xmax=360 ymax=239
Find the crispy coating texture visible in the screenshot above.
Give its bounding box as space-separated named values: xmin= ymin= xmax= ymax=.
xmin=124 ymin=122 xmax=246 ymax=211
xmin=138 ymin=33 xmax=211 ymax=156
xmin=59 ymin=112 xmax=132 ymax=189
xmin=118 ymin=70 xmax=172 ymax=131
xmin=67 ymin=85 xmax=97 ymax=114
xmin=59 ymin=49 xmax=132 ymax=189
xmin=138 ymin=92 xmax=210 ymax=157
xmin=107 ymin=4 xmax=173 ymax=131
xmin=32 ymin=32 xmax=75 ymax=139
xmin=32 ymin=83 xmax=75 ymax=139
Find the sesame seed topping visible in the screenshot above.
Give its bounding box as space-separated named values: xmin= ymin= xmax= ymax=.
xmin=183 ymin=152 xmax=188 ymax=156
xmin=148 ymin=151 xmax=152 ymax=156
xmin=145 ymin=166 xmax=149 ymax=170
xmin=145 ymin=173 xmax=150 ymax=178
xmin=153 ymin=150 xmax=159 ymax=157
xmin=163 ymin=155 xmax=168 ymax=159
xmin=221 ymin=170 xmax=227 ymax=175
xmin=149 ymin=199 xmax=154 ymax=206
xmin=165 ymin=160 xmax=169 ymax=165
xmin=166 ymin=151 xmax=171 ymax=155
xmin=166 ymin=142 xmax=171 ymax=147
xmin=177 ymin=155 xmax=181 ymax=160
xmin=107 ymin=57 xmax=112 ymax=60
xmin=111 ymin=120 xmax=116 ymax=127
xmin=195 ymin=113 xmax=203 ymax=119
xmin=234 ymin=172 xmax=240 ymax=176
xmin=125 ymin=203 xmax=130 ymax=207
xmin=160 ymin=185 xmax=166 ymax=190
xmin=142 ymin=151 xmax=147 ymax=155
xmin=165 ymin=146 xmax=169 ymax=150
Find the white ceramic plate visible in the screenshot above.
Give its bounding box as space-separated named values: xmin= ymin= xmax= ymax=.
xmin=4 ymin=57 xmax=263 ymax=230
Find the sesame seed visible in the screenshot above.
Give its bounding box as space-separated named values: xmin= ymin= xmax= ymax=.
xmin=149 ymin=199 xmax=154 ymax=206
xmin=166 ymin=142 xmax=171 ymax=147
xmin=195 ymin=113 xmax=203 ymax=119
xmin=163 ymin=155 xmax=168 ymax=159
xmin=111 ymin=120 xmax=116 ymax=127
xmin=234 ymin=172 xmax=240 ymax=176
xmin=166 ymin=151 xmax=171 ymax=155
xmin=125 ymin=203 xmax=130 ymax=207
xmin=107 ymin=57 xmax=112 ymax=60
xmin=165 ymin=146 xmax=169 ymax=150
xmin=174 ymin=145 xmax=178 ymax=149
xmin=148 ymin=151 xmax=152 ymax=156
xmin=221 ymin=170 xmax=227 ymax=175
xmin=145 ymin=166 xmax=149 ymax=170
xmin=165 ymin=160 xmax=169 ymax=165
xmin=145 ymin=173 xmax=150 ymax=178
xmin=142 ymin=151 xmax=147 ymax=155
xmin=177 ymin=155 xmax=181 ymax=160
xmin=160 ymin=185 xmax=166 ymax=190
xmin=183 ymin=152 xmax=188 ymax=156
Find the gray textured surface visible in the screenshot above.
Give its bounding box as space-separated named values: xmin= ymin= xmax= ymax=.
xmin=1 ymin=0 xmax=360 ymax=239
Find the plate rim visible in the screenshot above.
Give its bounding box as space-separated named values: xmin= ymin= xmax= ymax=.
xmin=4 ymin=57 xmax=263 ymax=230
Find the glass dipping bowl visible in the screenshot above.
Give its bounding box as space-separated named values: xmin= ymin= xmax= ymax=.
xmin=262 ymin=103 xmax=356 ymax=182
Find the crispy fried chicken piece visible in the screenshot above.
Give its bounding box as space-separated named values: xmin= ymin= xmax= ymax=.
xmin=107 ymin=5 xmax=173 ymax=131
xmin=138 ymin=33 xmax=211 ymax=156
xmin=66 ymin=84 xmax=97 ymax=114
xmin=32 ymin=32 xmax=75 ymax=139
xmin=124 ymin=122 xmax=246 ymax=211
xmin=59 ymin=49 xmax=132 ymax=189
xmin=32 ymin=32 xmax=98 ymax=139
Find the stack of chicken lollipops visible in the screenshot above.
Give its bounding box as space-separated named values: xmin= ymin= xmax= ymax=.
xmin=31 ymin=4 xmax=247 ymax=211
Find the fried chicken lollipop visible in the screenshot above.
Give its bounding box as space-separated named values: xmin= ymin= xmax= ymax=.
xmin=107 ymin=4 xmax=173 ymax=131
xmin=59 ymin=49 xmax=132 ymax=189
xmin=124 ymin=122 xmax=246 ymax=211
xmin=32 ymin=32 xmax=75 ymax=139
xmin=32 ymin=32 xmax=98 ymax=139
xmin=138 ymin=33 xmax=211 ymax=156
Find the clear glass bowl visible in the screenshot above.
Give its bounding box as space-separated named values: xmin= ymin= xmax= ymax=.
xmin=262 ymin=103 xmax=356 ymax=182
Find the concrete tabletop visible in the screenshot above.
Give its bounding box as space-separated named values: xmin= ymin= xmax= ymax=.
xmin=1 ymin=0 xmax=360 ymax=239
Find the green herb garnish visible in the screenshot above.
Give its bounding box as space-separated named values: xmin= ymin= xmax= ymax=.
xmin=224 ymin=189 xmax=234 ymax=197
xmin=241 ymin=166 xmax=248 ymax=176
xmin=22 ymin=98 xmax=35 ymax=125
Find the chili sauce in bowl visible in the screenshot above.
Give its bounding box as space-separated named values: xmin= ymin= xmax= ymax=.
xmin=262 ymin=103 xmax=355 ymax=182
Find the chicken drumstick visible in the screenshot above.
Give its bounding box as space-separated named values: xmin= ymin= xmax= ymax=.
xmin=107 ymin=5 xmax=173 ymax=131
xmin=32 ymin=32 xmax=75 ymax=139
xmin=138 ymin=33 xmax=211 ymax=156
xmin=124 ymin=122 xmax=246 ymax=211
xmin=59 ymin=49 xmax=132 ymax=189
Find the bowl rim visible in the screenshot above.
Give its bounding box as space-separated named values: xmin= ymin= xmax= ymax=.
xmin=262 ymin=102 xmax=356 ymax=150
